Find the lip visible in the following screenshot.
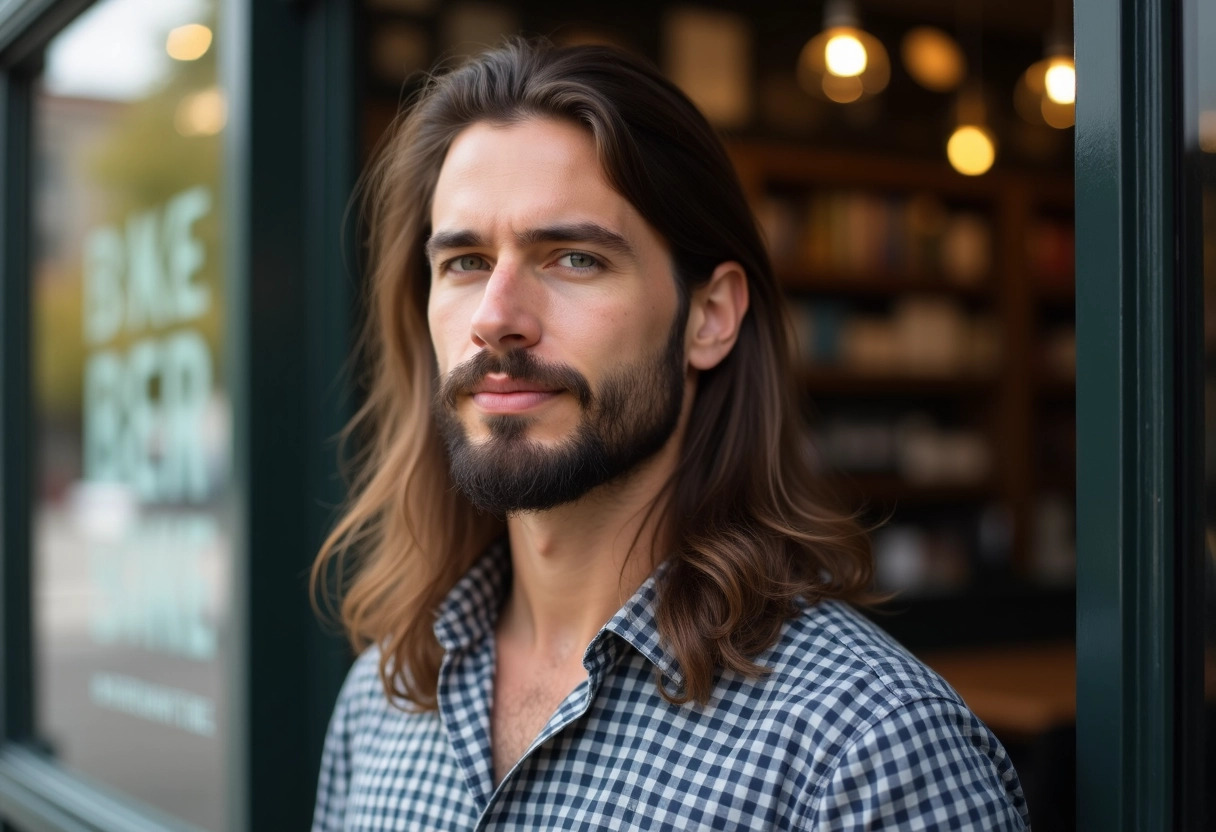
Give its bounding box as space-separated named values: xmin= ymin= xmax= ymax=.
xmin=469 ymin=374 xmax=562 ymax=413
xmin=470 ymin=374 xmax=560 ymax=395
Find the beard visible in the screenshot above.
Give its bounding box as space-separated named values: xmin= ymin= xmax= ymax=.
xmin=433 ymin=315 xmax=686 ymax=516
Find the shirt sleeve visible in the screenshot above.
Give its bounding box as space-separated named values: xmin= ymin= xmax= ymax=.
xmin=312 ymin=654 xmax=365 ymax=832
xmin=808 ymin=696 xmax=1030 ymax=831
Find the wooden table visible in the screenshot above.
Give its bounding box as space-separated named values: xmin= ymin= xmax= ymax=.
xmin=917 ymin=642 xmax=1077 ymax=740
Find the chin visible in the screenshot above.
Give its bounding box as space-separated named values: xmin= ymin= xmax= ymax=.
xmin=477 ymin=413 xmax=538 ymax=442
xmin=482 ymin=411 xmax=591 ymax=444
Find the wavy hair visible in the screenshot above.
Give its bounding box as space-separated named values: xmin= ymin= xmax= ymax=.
xmin=311 ymin=39 xmax=873 ymax=708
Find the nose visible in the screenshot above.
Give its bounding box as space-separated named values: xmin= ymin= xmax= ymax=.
xmin=469 ymin=260 xmax=541 ymax=352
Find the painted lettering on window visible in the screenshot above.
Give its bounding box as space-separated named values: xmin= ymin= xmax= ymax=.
xmin=78 ymin=185 xmax=221 ymax=662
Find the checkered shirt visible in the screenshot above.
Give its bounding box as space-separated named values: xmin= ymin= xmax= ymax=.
xmin=314 ymin=542 xmax=1030 ymax=830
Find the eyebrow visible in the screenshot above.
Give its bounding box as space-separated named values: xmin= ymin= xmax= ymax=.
xmin=424 ymin=229 xmax=484 ymax=263
xmin=424 ymin=222 xmax=637 ymax=263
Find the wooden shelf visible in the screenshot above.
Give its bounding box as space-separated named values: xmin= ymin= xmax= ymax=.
xmin=1037 ymin=470 xmax=1077 ymax=493
xmin=727 ymin=140 xmax=1070 ymax=200
xmin=778 ymin=269 xmax=994 ymax=299
xmin=826 ymin=473 xmax=997 ymax=505
xmin=1035 ymin=280 xmax=1076 ymax=306
xmin=726 ymin=138 xmax=1074 ymax=626
xmin=1037 ymin=375 xmax=1076 ymax=399
xmin=803 ymin=368 xmax=997 ymax=396
xmin=866 ymin=584 xmax=1075 ymax=651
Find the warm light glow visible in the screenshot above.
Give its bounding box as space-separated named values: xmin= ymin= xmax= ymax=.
xmin=1015 ymin=59 xmax=1075 ymax=130
xmin=1014 ymin=65 xmax=1046 ymax=123
xmin=1044 ymin=57 xmax=1076 ymax=105
xmin=947 ymin=125 xmax=996 ymax=176
xmin=1041 ymin=96 xmax=1076 ymax=129
xmin=798 ymin=26 xmax=890 ymax=103
xmin=174 ymin=87 xmax=227 ymax=136
xmin=166 ymin=23 xmax=212 ymax=61
xmin=825 ymin=31 xmax=867 ymax=77
xmin=900 ymin=26 xmax=965 ymax=92
xmin=1200 ymin=111 xmax=1216 ymax=153
xmin=822 ymin=73 xmax=864 ymax=103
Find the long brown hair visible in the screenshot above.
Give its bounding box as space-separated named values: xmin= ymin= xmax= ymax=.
xmin=312 ymin=39 xmax=872 ymax=709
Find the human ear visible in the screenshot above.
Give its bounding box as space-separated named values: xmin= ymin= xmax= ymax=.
xmin=685 ymin=261 xmax=749 ymax=371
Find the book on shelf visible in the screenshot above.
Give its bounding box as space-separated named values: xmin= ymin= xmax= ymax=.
xmin=757 ymin=188 xmax=992 ymax=284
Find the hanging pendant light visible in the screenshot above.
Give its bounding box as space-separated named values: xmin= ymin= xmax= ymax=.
xmin=1015 ymin=53 xmax=1075 ymax=129
xmin=797 ymin=0 xmax=890 ymax=104
xmin=901 ymin=26 xmax=966 ymax=93
xmin=947 ymin=84 xmax=996 ymax=176
xmin=1014 ymin=0 xmax=1075 ymax=129
xmin=946 ymin=3 xmax=995 ymax=176
xmin=1043 ymin=52 xmax=1075 ymax=105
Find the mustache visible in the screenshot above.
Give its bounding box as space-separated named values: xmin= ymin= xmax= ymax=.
xmin=438 ymin=349 xmax=594 ymax=411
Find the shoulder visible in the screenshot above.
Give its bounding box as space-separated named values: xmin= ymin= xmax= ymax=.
xmin=758 ymin=599 xmax=962 ymax=714
xmin=327 ymin=644 xmax=399 ymax=737
xmin=313 ymin=647 xmax=385 ymax=832
xmin=336 ymin=645 xmax=387 ymax=708
xmin=315 ymin=647 xmax=467 ymax=831
xmin=742 ymin=598 xmax=967 ymax=765
xmin=751 ymin=601 xmax=1028 ymax=829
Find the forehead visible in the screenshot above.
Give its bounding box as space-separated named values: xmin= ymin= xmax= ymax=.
xmin=430 ymin=118 xmax=644 ymax=236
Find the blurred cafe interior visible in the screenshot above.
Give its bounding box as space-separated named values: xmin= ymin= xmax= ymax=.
xmin=1 ymin=0 xmax=1213 ymax=831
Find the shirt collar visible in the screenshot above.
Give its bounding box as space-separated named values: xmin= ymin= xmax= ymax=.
xmin=432 ymin=539 xmax=511 ymax=652
xmin=432 ymin=541 xmax=685 ymax=689
xmin=600 ymin=559 xmax=684 ymax=689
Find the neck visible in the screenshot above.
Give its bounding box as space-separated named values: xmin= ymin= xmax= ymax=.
xmin=497 ymin=436 xmax=679 ymax=663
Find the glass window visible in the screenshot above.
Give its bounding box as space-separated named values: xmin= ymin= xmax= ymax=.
xmin=1200 ymin=0 xmax=1216 ymax=821
xmin=30 ymin=0 xmax=231 ymax=828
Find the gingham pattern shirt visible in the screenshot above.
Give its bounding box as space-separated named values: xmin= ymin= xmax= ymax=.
xmin=314 ymin=543 xmax=1030 ymax=830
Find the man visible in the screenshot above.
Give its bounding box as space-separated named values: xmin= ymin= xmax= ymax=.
xmin=312 ymin=40 xmax=1029 ymax=831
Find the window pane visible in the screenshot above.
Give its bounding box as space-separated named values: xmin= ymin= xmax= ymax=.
xmin=30 ymin=1 xmax=231 ymax=828
xmin=1199 ymin=0 xmax=1216 ymax=824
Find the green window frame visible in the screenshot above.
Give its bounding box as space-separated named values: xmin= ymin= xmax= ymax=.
xmin=1075 ymin=0 xmax=1209 ymax=828
xmin=0 ymin=0 xmax=356 ymax=829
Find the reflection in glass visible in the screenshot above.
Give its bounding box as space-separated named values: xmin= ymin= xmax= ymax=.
xmin=31 ymin=0 xmax=230 ymax=829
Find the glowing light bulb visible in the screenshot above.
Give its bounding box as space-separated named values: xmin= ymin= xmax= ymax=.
xmin=1041 ymin=95 xmax=1075 ymax=129
xmin=797 ymin=19 xmax=890 ymax=103
xmin=825 ymin=32 xmax=867 ymax=77
xmin=1044 ymin=57 xmax=1075 ymax=105
xmin=822 ymin=73 xmax=864 ymax=103
xmin=175 ymin=87 xmax=227 ymax=137
xmin=1015 ymin=58 xmax=1075 ymax=130
xmin=901 ymin=26 xmax=965 ymax=92
xmin=947 ymin=125 xmax=996 ymax=176
xmin=166 ymin=23 xmax=213 ymax=61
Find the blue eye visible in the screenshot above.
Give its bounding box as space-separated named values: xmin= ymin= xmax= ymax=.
xmin=560 ymin=252 xmax=599 ymax=269
xmin=451 ymin=254 xmax=489 ymax=272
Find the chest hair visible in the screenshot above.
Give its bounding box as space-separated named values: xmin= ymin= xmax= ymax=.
xmin=491 ymin=658 xmax=585 ymax=785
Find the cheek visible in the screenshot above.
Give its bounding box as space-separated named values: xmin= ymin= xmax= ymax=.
xmin=548 ymin=294 xmax=625 ymax=349
xmin=549 ymin=297 xmax=674 ymax=378
xmin=427 ymin=295 xmax=465 ymax=375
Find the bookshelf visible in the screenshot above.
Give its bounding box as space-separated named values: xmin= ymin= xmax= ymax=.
xmin=728 ymin=139 xmax=1076 ymax=603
